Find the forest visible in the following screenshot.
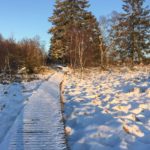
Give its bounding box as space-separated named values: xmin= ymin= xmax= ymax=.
xmin=0 ymin=0 xmax=149 ymax=75
xmin=48 ymin=0 xmax=150 ymax=69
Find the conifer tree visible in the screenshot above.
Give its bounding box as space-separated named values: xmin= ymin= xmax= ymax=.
xmin=112 ymin=0 xmax=150 ymax=64
xmin=48 ymin=0 xmax=102 ymax=66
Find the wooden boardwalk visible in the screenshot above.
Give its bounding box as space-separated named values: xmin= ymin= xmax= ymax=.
xmin=0 ymin=73 xmax=67 ymax=150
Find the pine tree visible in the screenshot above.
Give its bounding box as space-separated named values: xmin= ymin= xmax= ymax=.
xmin=48 ymin=0 xmax=102 ymax=66
xmin=48 ymin=0 xmax=66 ymax=62
xmin=112 ymin=0 xmax=150 ymax=64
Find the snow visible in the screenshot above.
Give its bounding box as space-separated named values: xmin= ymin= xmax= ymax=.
xmin=0 ymin=66 xmax=150 ymax=150
xmin=64 ymin=67 xmax=150 ymax=150
xmin=0 ymin=72 xmax=67 ymax=150
xmin=0 ymin=74 xmax=52 ymax=143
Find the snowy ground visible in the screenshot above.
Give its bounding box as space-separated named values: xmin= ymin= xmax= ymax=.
xmin=0 ymin=75 xmax=49 ymax=144
xmin=64 ymin=67 xmax=150 ymax=150
xmin=0 ymin=72 xmax=67 ymax=150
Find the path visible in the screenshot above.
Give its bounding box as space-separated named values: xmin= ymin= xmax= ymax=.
xmin=0 ymin=72 xmax=67 ymax=150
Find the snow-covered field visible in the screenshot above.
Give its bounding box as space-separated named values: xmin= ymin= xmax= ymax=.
xmin=1 ymin=66 xmax=150 ymax=150
xmin=64 ymin=67 xmax=150 ymax=150
xmin=0 ymin=74 xmax=52 ymax=144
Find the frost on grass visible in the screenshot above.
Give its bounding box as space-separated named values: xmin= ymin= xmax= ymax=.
xmin=64 ymin=67 xmax=150 ymax=150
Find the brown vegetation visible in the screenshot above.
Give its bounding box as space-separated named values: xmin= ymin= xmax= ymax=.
xmin=0 ymin=34 xmax=46 ymax=74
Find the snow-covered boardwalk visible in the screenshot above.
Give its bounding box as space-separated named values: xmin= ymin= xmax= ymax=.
xmin=0 ymin=73 xmax=67 ymax=150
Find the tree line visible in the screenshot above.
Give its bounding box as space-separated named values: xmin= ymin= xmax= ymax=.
xmin=0 ymin=0 xmax=149 ymax=75
xmin=49 ymin=0 xmax=150 ymax=68
xmin=0 ymin=35 xmax=46 ymax=74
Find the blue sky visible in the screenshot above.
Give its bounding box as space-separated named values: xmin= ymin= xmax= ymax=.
xmin=0 ymin=0 xmax=149 ymax=51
